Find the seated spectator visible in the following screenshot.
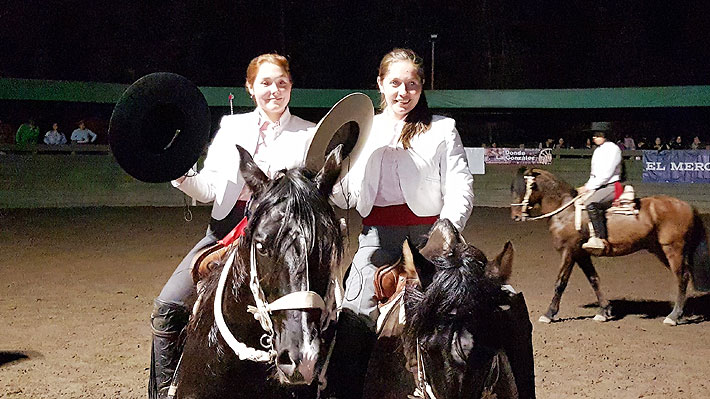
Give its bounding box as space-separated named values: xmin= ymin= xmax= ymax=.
xmin=554 ymin=137 xmax=566 ymax=149
xmin=623 ymin=134 xmax=636 ymax=150
xmin=16 ymin=119 xmax=40 ymax=145
xmin=668 ymin=135 xmax=683 ymax=150
xmin=70 ymin=120 xmax=97 ymax=144
xmin=690 ymin=136 xmax=702 ymax=150
xmin=44 ymin=122 xmax=67 ymax=145
xmin=653 ymin=136 xmax=665 ymax=151
xmin=544 ymin=138 xmax=555 ymax=148
xmin=636 ymin=137 xmax=647 ymax=149
xmin=0 ymin=119 xmax=14 ymax=144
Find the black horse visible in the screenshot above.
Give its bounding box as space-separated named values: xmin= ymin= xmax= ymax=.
xmin=398 ymin=219 xmax=535 ymax=399
xmin=173 ymin=145 xmax=344 ymax=399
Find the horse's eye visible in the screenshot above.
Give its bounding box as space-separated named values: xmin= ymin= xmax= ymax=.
xmin=255 ymin=242 xmax=267 ymax=255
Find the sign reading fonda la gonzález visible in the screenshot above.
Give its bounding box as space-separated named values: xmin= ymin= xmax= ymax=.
xmin=643 ymin=150 xmax=710 ymax=183
xmin=484 ymin=148 xmax=553 ymax=165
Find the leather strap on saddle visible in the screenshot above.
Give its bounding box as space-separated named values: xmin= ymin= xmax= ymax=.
xmin=191 ymin=216 xmax=249 ymax=284
xmin=191 ymin=243 xmax=231 ymax=284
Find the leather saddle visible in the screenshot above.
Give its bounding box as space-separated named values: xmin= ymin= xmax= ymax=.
xmin=190 ymin=243 xmax=231 ymax=284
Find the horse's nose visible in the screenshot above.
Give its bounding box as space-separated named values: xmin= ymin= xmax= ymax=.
xmin=276 ymin=348 xmax=316 ymax=384
xmin=277 ymin=349 xmax=297 ymax=376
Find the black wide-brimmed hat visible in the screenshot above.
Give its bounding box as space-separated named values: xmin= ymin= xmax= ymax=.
xmin=585 ymin=121 xmax=612 ymax=135
xmin=305 ymin=92 xmax=374 ymax=172
xmin=109 ymin=72 xmax=211 ymax=183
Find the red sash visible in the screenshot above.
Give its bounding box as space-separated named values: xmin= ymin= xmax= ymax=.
xmin=363 ymin=204 xmax=438 ymax=227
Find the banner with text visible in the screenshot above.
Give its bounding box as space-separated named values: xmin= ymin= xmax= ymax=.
xmin=484 ymin=148 xmax=553 ymax=165
xmin=643 ymin=150 xmax=710 ymax=183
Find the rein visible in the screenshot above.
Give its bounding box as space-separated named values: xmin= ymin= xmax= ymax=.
xmin=511 ymin=175 xmax=582 ymax=221
xmin=213 ymin=240 xmax=337 ymax=365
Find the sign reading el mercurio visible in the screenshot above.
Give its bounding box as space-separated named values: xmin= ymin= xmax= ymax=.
xmin=484 ymin=148 xmax=553 ymax=165
xmin=643 ymin=150 xmax=710 ymax=183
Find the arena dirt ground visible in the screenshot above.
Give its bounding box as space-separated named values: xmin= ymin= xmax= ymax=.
xmin=1 ymin=206 xmax=710 ymax=398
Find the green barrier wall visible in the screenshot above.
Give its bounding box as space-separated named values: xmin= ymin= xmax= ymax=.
xmin=3 ymin=78 xmax=710 ymax=108
xmin=2 ymin=147 xmax=709 ymax=212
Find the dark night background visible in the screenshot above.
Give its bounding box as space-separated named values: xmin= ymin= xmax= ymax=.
xmin=2 ymin=0 xmax=710 ymax=146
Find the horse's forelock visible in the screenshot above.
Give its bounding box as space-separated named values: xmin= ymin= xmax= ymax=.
xmin=407 ymin=244 xmax=503 ymax=338
xmin=248 ymin=168 xmax=343 ymax=276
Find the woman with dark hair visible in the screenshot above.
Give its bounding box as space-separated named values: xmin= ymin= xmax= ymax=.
xmin=327 ymin=48 xmax=474 ymax=399
xmin=148 ymin=53 xmax=315 ymax=399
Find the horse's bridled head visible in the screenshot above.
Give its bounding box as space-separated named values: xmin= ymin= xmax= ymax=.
xmin=235 ymin=145 xmax=343 ymax=386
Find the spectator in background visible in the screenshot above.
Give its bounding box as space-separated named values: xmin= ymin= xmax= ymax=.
xmin=636 ymin=137 xmax=647 ymax=149
xmin=43 ymin=122 xmax=67 ymax=145
xmin=691 ymin=136 xmax=702 ymax=150
xmin=0 ymin=119 xmax=14 ymax=144
xmin=554 ymin=137 xmax=566 ymax=149
xmin=16 ymin=119 xmax=40 ymax=145
xmin=653 ymin=136 xmax=665 ymax=151
xmin=70 ymin=120 xmax=97 ymax=144
xmin=623 ymin=134 xmax=636 ymax=150
xmin=544 ymin=138 xmax=555 ymax=148
xmin=668 ymin=135 xmax=683 ymax=150
xmin=584 ymin=138 xmax=593 ymax=149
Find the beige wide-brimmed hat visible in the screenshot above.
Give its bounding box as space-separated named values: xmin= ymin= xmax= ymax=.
xmin=305 ymin=92 xmax=374 ymax=171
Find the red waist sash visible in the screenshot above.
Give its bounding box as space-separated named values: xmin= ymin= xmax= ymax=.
xmin=218 ymin=200 xmax=249 ymax=246
xmin=363 ymin=204 xmax=438 ymax=227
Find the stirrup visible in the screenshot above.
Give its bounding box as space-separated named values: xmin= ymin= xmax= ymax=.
xmin=408 ymin=387 xmax=425 ymax=399
xmin=582 ymin=236 xmax=607 ymax=250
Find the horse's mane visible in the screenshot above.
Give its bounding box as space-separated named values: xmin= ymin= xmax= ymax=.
xmin=404 ymin=243 xmax=507 ymax=341
xmin=189 ymin=167 xmax=343 ymax=335
xmin=511 ymin=167 xmax=576 ymax=201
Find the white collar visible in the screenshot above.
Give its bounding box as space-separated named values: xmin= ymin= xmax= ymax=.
xmin=255 ymin=108 xmax=292 ymax=132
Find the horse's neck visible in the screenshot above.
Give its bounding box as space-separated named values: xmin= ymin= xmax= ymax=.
xmin=540 ymin=192 xmax=572 ymax=214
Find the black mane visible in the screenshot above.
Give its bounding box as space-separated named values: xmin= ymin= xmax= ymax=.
xmin=404 ymin=243 xmax=506 ymax=340
xmin=246 ymin=168 xmax=343 ymax=275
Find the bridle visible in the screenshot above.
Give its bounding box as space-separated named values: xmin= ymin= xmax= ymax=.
xmin=510 ymin=175 xmax=536 ymax=221
xmin=213 ymin=237 xmax=340 ymax=366
xmin=511 ymin=174 xmax=582 ymax=221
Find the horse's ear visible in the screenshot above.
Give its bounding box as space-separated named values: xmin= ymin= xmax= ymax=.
xmin=314 ymin=144 xmax=343 ymax=197
xmin=236 ymin=144 xmax=269 ymax=194
xmin=485 ymin=240 xmax=514 ymax=282
xmin=403 ymin=238 xmax=436 ymax=290
xmin=419 ymin=219 xmax=462 ymax=260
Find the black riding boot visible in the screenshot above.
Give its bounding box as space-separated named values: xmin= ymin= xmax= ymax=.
xmin=586 ymin=202 xmax=608 ymax=239
xmin=323 ymin=309 xmax=377 ymax=399
xmin=149 ymin=299 xmax=191 ymax=399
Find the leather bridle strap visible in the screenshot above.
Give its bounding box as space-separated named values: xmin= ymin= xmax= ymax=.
xmin=511 ymin=175 xmax=583 ymax=221
xmin=214 ymin=247 xmax=276 ymax=362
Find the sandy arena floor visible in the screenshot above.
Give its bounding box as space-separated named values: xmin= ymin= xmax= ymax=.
xmin=1 ymin=206 xmax=709 ymax=398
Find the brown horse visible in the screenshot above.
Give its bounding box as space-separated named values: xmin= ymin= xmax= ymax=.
xmin=510 ymin=167 xmax=710 ymax=326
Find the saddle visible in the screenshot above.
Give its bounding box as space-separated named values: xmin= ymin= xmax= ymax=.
xmin=190 ymin=243 xmax=231 ymax=284
xmin=574 ymin=184 xmax=638 ymax=231
xmin=608 ymin=185 xmax=639 ymax=216
xmin=373 ymin=258 xmax=418 ymax=337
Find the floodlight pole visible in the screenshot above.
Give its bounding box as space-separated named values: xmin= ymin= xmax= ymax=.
xmin=430 ymin=33 xmax=438 ymax=90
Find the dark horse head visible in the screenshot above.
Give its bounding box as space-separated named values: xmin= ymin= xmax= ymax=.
xmin=401 ymin=219 xmax=528 ymax=398
xmin=237 ymin=144 xmax=344 ymax=384
xmin=178 ymin=145 xmax=344 ymax=398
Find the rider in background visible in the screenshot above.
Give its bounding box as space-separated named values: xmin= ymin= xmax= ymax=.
xmin=327 ymin=48 xmax=474 ymax=399
xmin=577 ymin=122 xmax=622 ymax=251
xmin=149 ymin=54 xmax=315 ymax=399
